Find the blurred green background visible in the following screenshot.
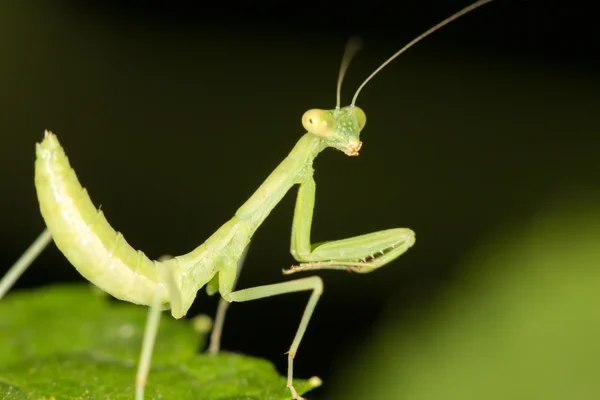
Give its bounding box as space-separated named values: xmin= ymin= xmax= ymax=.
xmin=1 ymin=1 xmax=599 ymax=399
xmin=332 ymin=190 xmax=600 ymax=399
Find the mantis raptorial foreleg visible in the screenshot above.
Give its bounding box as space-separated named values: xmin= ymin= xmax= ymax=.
xmin=285 ymin=177 xmax=415 ymax=275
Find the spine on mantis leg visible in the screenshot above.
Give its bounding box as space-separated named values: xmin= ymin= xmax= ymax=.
xmin=34 ymin=131 xmax=169 ymax=308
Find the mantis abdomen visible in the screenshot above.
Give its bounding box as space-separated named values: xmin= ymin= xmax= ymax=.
xmin=35 ymin=131 xmax=167 ymax=307
xmin=34 ymin=131 xmax=253 ymax=318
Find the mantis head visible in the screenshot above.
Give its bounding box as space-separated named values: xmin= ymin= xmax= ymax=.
xmin=308 ymin=0 xmax=494 ymax=157
xmin=302 ymin=106 xmax=366 ymax=156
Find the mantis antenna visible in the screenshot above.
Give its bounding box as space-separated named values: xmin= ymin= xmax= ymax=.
xmin=336 ymin=37 xmax=363 ymax=111
xmin=351 ymin=0 xmax=495 ymax=107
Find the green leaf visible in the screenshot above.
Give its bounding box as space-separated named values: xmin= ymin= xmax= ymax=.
xmin=0 ymin=284 xmax=321 ymax=399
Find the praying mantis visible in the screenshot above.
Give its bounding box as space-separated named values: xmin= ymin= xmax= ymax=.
xmin=0 ymin=0 xmax=496 ymax=398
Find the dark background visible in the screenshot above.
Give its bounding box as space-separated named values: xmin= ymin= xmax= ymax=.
xmin=1 ymin=1 xmax=599 ymax=398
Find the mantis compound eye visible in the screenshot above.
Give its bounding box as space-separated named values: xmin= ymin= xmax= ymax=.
xmin=352 ymin=106 xmax=366 ymax=130
xmin=302 ymin=109 xmax=334 ymax=138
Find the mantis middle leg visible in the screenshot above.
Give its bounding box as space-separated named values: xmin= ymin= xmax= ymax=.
xmin=208 ymin=243 xmax=249 ymax=354
xmin=285 ymin=177 xmax=415 ymax=274
xmin=222 ymin=275 xmax=323 ymax=400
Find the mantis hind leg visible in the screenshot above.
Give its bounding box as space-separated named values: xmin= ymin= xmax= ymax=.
xmin=286 ymin=178 xmax=415 ymax=275
xmin=135 ymin=254 xmax=172 ymax=400
xmin=223 ymin=276 xmax=323 ymax=400
xmin=135 ymin=284 xmax=164 ymax=400
xmin=0 ymin=228 xmax=53 ymax=300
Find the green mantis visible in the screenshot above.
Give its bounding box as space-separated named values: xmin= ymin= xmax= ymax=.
xmin=0 ymin=0 xmax=495 ymax=398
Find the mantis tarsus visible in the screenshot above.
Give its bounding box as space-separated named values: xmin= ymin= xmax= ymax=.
xmin=0 ymin=0 xmax=495 ymax=398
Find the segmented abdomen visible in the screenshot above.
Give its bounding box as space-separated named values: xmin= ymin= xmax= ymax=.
xmin=34 ymin=131 xmax=167 ymax=307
